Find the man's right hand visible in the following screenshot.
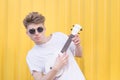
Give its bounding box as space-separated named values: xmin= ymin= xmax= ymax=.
xmin=32 ymin=53 xmax=69 ymax=80
xmin=53 ymin=52 xmax=69 ymax=71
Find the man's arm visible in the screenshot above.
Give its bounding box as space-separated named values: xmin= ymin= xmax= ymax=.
xmin=72 ymin=34 xmax=82 ymax=57
xmin=32 ymin=53 xmax=69 ymax=80
xmin=32 ymin=67 xmax=58 ymax=80
xmin=75 ymin=45 xmax=82 ymax=57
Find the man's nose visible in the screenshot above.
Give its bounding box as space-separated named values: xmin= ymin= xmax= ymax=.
xmin=35 ymin=30 xmax=39 ymax=35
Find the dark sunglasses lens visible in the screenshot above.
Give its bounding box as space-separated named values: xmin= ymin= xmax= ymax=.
xmin=29 ymin=29 xmax=35 ymax=34
xmin=37 ymin=27 xmax=43 ymax=33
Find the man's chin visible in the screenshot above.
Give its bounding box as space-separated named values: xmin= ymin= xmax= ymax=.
xmin=34 ymin=40 xmax=41 ymax=44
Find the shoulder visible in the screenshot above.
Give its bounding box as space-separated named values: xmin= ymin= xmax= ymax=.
xmin=26 ymin=46 xmax=36 ymax=60
xmin=52 ymin=32 xmax=68 ymax=38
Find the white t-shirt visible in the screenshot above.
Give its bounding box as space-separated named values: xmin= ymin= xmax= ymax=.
xmin=26 ymin=32 xmax=85 ymax=80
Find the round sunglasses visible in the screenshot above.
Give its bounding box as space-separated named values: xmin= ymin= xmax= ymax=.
xmin=29 ymin=27 xmax=43 ymax=34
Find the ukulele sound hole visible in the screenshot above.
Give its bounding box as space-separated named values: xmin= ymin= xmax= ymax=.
xmin=50 ymin=67 xmax=52 ymax=69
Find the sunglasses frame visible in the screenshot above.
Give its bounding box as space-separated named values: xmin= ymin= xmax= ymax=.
xmin=29 ymin=27 xmax=44 ymax=35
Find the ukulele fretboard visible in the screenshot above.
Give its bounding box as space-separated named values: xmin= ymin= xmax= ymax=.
xmin=61 ymin=34 xmax=74 ymax=53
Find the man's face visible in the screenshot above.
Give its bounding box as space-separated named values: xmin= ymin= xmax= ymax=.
xmin=26 ymin=23 xmax=46 ymax=44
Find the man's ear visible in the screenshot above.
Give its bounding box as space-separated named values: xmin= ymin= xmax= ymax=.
xmin=43 ymin=24 xmax=46 ymax=30
xmin=44 ymin=27 xmax=46 ymax=31
xmin=26 ymin=30 xmax=29 ymax=35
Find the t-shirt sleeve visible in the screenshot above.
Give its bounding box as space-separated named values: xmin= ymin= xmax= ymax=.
xmin=26 ymin=53 xmax=43 ymax=75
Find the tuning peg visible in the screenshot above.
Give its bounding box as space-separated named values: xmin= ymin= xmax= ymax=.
xmin=71 ymin=28 xmax=72 ymax=31
xmin=72 ymin=25 xmax=74 ymax=27
xmin=80 ymin=28 xmax=83 ymax=31
xmin=78 ymin=33 xmax=80 ymax=34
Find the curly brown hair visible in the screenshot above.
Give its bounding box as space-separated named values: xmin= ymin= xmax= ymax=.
xmin=23 ymin=12 xmax=45 ymax=28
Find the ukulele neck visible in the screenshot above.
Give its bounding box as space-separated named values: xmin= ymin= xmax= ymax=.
xmin=61 ymin=34 xmax=74 ymax=53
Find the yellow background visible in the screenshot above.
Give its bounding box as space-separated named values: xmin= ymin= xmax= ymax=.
xmin=0 ymin=0 xmax=120 ymax=80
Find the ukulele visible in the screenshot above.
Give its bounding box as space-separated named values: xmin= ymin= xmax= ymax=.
xmin=44 ymin=24 xmax=82 ymax=79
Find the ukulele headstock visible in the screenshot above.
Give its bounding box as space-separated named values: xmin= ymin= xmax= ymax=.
xmin=71 ymin=24 xmax=82 ymax=35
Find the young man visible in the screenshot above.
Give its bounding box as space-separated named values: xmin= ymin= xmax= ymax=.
xmin=23 ymin=12 xmax=85 ymax=80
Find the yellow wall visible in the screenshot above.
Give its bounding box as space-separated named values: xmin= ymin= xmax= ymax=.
xmin=0 ymin=0 xmax=120 ymax=80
